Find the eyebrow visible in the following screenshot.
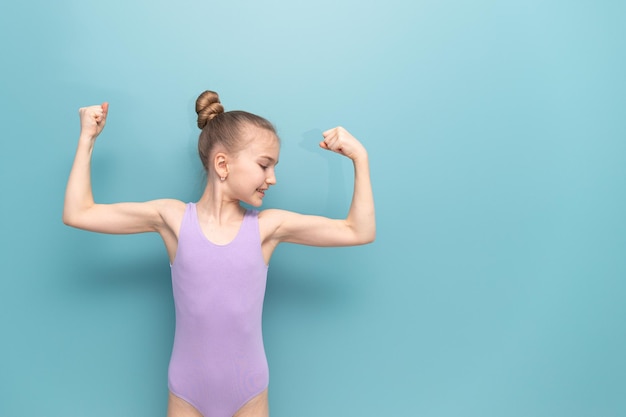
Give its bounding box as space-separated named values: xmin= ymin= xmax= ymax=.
xmin=260 ymin=156 xmax=279 ymax=165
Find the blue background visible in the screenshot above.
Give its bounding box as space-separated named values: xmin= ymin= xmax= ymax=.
xmin=1 ymin=1 xmax=625 ymax=416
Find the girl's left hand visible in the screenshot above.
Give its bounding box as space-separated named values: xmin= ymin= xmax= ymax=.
xmin=319 ymin=127 xmax=367 ymax=161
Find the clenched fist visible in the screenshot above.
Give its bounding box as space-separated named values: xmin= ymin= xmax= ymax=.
xmin=320 ymin=127 xmax=367 ymax=161
xmin=78 ymin=102 xmax=109 ymax=140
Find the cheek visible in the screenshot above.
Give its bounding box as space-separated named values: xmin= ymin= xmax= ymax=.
xmin=243 ymin=167 xmax=265 ymax=184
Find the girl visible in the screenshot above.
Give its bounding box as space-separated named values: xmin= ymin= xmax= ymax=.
xmin=63 ymin=90 xmax=375 ymax=417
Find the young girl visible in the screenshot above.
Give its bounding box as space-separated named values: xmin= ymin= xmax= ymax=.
xmin=63 ymin=90 xmax=375 ymax=417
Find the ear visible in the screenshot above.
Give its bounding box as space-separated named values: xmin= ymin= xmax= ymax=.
xmin=214 ymin=152 xmax=229 ymax=180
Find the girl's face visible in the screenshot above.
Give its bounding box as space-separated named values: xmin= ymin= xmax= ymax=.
xmin=226 ymin=127 xmax=280 ymax=207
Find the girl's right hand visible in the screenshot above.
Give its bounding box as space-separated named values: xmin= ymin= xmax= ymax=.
xmin=78 ymin=103 xmax=109 ymax=140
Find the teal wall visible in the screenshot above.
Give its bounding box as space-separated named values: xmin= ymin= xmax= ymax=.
xmin=2 ymin=1 xmax=625 ymax=416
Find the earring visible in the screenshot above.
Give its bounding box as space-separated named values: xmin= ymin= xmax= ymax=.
xmin=220 ymin=176 xmax=226 ymax=181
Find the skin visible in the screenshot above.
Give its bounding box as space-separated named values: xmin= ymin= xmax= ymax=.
xmin=63 ymin=102 xmax=375 ymax=416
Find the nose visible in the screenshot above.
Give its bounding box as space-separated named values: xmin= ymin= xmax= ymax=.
xmin=266 ymin=169 xmax=277 ymax=186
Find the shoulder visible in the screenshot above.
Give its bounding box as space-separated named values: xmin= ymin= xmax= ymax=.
xmin=150 ymin=199 xmax=187 ymax=230
xmin=145 ymin=198 xmax=187 ymax=217
xmin=258 ymin=208 xmax=327 ymax=244
xmin=258 ymin=208 xmax=291 ymax=226
xmin=152 ymin=198 xmax=187 ymax=211
xmin=258 ymin=208 xmax=294 ymax=241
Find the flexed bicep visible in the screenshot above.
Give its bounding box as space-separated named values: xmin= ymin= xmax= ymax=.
xmin=262 ymin=209 xmax=372 ymax=247
xmin=64 ymin=199 xmax=181 ymax=235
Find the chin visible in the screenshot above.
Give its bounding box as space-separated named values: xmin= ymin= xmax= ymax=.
xmin=244 ymin=199 xmax=263 ymax=208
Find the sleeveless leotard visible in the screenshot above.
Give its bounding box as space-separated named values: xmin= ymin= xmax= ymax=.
xmin=168 ymin=203 xmax=269 ymax=417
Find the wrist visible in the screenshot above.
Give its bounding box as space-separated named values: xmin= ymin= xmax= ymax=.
xmin=79 ymin=132 xmax=98 ymax=143
xmin=351 ymin=150 xmax=369 ymax=163
xmin=77 ymin=134 xmax=97 ymax=153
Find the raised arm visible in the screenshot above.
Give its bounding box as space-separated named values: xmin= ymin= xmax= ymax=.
xmin=262 ymin=127 xmax=375 ymax=247
xmin=62 ymin=104 xmax=178 ymax=235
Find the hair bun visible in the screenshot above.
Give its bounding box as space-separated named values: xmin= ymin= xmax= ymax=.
xmin=196 ymin=90 xmax=224 ymax=129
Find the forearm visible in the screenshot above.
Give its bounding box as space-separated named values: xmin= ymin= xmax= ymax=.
xmin=345 ymin=154 xmax=376 ymax=244
xmin=63 ymin=137 xmax=97 ymax=226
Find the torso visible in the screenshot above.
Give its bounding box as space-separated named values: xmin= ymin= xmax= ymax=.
xmin=168 ymin=203 xmax=270 ymax=416
xmin=156 ymin=199 xmax=280 ymax=265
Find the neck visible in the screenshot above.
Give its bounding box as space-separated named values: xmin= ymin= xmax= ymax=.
xmin=197 ymin=181 xmax=244 ymax=224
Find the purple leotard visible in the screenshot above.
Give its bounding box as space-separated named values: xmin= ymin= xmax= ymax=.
xmin=168 ymin=203 xmax=269 ymax=417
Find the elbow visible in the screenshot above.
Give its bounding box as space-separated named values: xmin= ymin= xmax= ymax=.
xmin=62 ymin=212 xmax=75 ymax=227
xmin=363 ymin=231 xmax=376 ymax=245
xmin=62 ymin=209 xmax=80 ymax=228
xmin=62 ymin=200 xmax=74 ymax=227
xmin=364 ymin=220 xmax=376 ymax=244
xmin=355 ymin=227 xmax=376 ymax=245
xmin=63 ymin=201 xmax=93 ymax=228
